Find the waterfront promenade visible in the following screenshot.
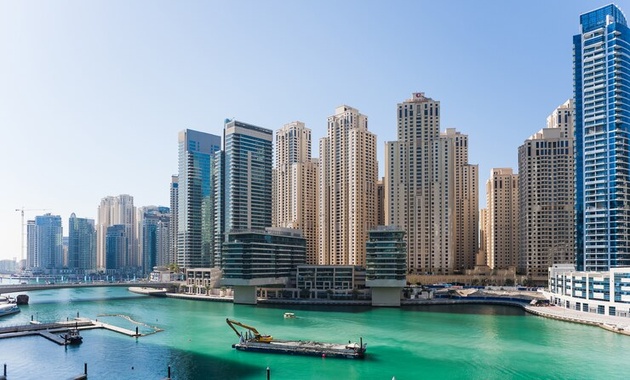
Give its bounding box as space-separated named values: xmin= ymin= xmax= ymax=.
xmin=524 ymin=305 xmax=630 ymax=335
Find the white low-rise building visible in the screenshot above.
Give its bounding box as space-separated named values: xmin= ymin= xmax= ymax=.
xmin=548 ymin=264 xmax=630 ymax=317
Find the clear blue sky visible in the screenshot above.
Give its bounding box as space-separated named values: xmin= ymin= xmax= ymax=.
xmin=0 ymin=0 xmax=622 ymax=261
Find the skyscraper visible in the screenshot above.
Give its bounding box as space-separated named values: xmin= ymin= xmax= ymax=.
xmin=273 ymin=121 xmax=319 ymax=264
xmin=106 ymin=224 xmax=127 ymax=274
xmin=68 ymin=213 xmax=96 ymax=273
xmin=479 ymin=208 xmax=489 ymax=266
xmin=26 ymin=220 xmax=36 ymax=270
xmin=177 ymin=129 xmax=221 ymax=269
xmin=385 ymin=93 xmax=478 ymax=274
xmin=444 ymin=128 xmax=479 ymax=272
xmin=96 ymin=195 xmax=136 ymax=272
xmin=575 ymin=4 xmax=630 ymax=271
xmin=376 ymin=179 xmax=385 ymax=227
xmin=26 ymin=213 xmax=63 ymax=273
xmin=169 ymin=175 xmax=178 ymax=266
xmin=137 ymin=206 xmax=170 ymax=274
xmin=319 ymin=105 xmax=377 ymax=266
xmin=518 ymin=100 xmax=575 ymax=278
xmin=215 ymin=120 xmax=273 ymax=266
xmin=485 ymin=168 xmax=519 ymax=270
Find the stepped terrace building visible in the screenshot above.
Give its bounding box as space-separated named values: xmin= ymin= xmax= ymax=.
xmin=366 ymin=226 xmax=407 ymax=306
xmin=221 ymin=227 xmax=306 ymax=304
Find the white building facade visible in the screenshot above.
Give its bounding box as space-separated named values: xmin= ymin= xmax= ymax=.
xmin=549 ymin=264 xmax=630 ymax=317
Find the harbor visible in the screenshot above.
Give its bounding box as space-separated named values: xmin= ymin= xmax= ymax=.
xmin=1 ymin=286 xmax=630 ymax=379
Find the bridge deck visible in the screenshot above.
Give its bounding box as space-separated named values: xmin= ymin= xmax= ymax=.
xmin=0 ymin=281 xmax=173 ymax=294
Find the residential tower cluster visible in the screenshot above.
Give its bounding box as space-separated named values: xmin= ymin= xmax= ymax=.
xmin=15 ymin=5 xmax=630 ymax=310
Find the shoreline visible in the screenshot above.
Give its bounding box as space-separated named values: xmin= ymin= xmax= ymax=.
xmin=523 ymin=305 xmax=630 ymax=336
xmin=164 ymin=292 xmax=630 ymax=336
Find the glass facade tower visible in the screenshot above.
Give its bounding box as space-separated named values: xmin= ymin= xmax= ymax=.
xmin=177 ymin=129 xmax=221 ymax=269
xmin=68 ymin=213 xmax=96 ymax=273
xmin=215 ymin=120 xmax=273 ymax=267
xmin=575 ymin=5 xmax=630 ymax=270
xmin=27 ymin=213 xmax=63 ymax=273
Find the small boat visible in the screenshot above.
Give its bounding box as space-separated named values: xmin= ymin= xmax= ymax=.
xmin=0 ymin=294 xmax=16 ymax=304
xmin=0 ymin=303 xmax=20 ymax=317
xmin=60 ymin=329 xmax=83 ymax=345
xmin=283 ymin=312 xmax=296 ymax=319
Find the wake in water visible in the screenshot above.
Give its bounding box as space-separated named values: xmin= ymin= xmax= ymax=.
xmin=96 ymin=313 xmax=163 ymax=336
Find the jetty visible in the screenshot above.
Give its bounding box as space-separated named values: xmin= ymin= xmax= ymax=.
xmin=0 ymin=318 xmax=144 ymax=345
xmin=128 ymin=286 xmax=167 ymax=297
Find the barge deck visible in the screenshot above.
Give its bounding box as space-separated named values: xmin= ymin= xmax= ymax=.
xmin=232 ymin=339 xmax=366 ymax=359
xmin=226 ymin=318 xmax=366 ymax=359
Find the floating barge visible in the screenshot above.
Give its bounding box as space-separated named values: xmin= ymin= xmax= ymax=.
xmin=226 ymin=318 xmax=366 ymax=359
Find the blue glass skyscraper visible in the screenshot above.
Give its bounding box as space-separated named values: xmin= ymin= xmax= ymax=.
xmin=27 ymin=213 xmax=63 ymax=273
xmin=139 ymin=206 xmax=170 ymax=274
xmin=575 ymin=4 xmax=630 ymax=271
xmin=177 ymin=129 xmax=221 ymax=269
xmin=224 ymin=120 xmax=273 ymax=232
xmin=106 ymin=224 xmax=127 ymax=273
xmin=68 ymin=213 xmax=96 ymax=273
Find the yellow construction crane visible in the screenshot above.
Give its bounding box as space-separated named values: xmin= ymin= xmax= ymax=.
xmin=226 ymin=318 xmax=273 ymax=343
xmin=15 ymin=207 xmax=50 ymax=264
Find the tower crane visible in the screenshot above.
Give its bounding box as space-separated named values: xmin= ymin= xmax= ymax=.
xmin=15 ymin=207 xmax=50 ymax=266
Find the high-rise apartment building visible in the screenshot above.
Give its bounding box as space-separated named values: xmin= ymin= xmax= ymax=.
xmin=518 ymin=100 xmax=575 ymax=278
xmin=105 ymin=224 xmax=127 ymax=273
xmin=68 ymin=213 xmax=96 ymax=273
xmin=169 ymin=175 xmax=178 ymax=266
xmin=26 ymin=213 xmax=63 ymax=273
xmin=376 ymin=179 xmax=385 ymax=226
xmin=26 ymin=220 xmax=36 ymax=270
xmin=479 ymin=208 xmax=488 ymax=266
xmin=215 ymin=120 xmax=273 ymax=266
xmin=575 ymin=4 xmax=630 ymax=270
xmin=485 ymin=168 xmax=519 ymax=270
xmin=319 ymin=105 xmax=377 ymax=266
xmin=444 ymin=128 xmax=479 ymax=272
xmin=177 ymin=129 xmax=221 ymax=269
xmin=273 ymin=121 xmax=319 ymax=264
xmin=96 ymin=195 xmax=136 ymax=272
xmin=137 ymin=206 xmax=170 ymax=274
xmin=385 ymin=93 xmax=478 ymax=274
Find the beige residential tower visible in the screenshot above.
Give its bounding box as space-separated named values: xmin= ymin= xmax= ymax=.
xmin=319 ymin=106 xmax=377 ymax=266
xmin=273 ymin=121 xmax=319 ymax=264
